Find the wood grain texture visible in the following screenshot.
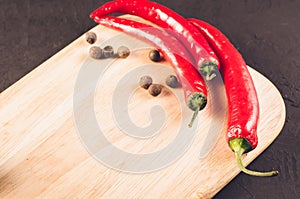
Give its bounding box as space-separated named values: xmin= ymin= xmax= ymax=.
xmin=0 ymin=16 xmax=286 ymax=199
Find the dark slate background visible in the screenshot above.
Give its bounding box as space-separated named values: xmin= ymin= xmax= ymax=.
xmin=1 ymin=0 xmax=299 ymax=198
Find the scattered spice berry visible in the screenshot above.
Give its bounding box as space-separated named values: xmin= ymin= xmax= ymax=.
xmin=148 ymin=84 xmax=162 ymax=97
xmin=117 ymin=46 xmax=130 ymax=58
xmin=103 ymin=45 xmax=114 ymax=58
xmin=139 ymin=75 xmax=153 ymax=89
xmin=89 ymin=46 xmax=103 ymax=59
xmin=166 ymin=75 xmax=180 ymax=88
xmin=149 ymin=49 xmax=162 ymax=62
xmin=85 ymin=32 xmax=97 ymax=44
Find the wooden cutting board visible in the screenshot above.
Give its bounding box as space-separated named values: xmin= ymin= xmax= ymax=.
xmin=0 ymin=16 xmax=285 ymax=198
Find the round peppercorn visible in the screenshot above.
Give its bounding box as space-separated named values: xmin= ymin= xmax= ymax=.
xmin=85 ymin=32 xmax=97 ymax=44
xmin=117 ymin=46 xmax=130 ymax=58
xmin=89 ymin=46 xmax=103 ymax=59
xmin=139 ymin=75 xmax=153 ymax=89
xmin=148 ymin=84 xmax=163 ymax=97
xmin=165 ymin=75 xmax=180 ymax=88
xmin=103 ymin=45 xmax=114 ymax=58
xmin=149 ymin=49 xmax=162 ymax=62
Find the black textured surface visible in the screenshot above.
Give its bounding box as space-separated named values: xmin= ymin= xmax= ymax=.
xmin=1 ymin=0 xmax=299 ymax=198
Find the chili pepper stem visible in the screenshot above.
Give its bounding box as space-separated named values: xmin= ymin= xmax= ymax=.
xmin=229 ymin=138 xmax=279 ymax=177
xmin=199 ymin=62 xmax=219 ymax=80
xmin=188 ymin=106 xmax=200 ymax=128
xmin=187 ymin=92 xmax=207 ymax=128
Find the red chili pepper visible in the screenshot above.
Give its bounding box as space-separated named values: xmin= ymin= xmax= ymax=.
xmin=189 ymin=18 xmax=278 ymax=177
xmin=90 ymin=0 xmax=220 ymax=80
xmin=95 ymin=16 xmax=208 ymax=127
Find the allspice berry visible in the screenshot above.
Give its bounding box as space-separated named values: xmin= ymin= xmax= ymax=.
xmin=86 ymin=32 xmax=97 ymax=44
xmin=117 ymin=46 xmax=130 ymax=58
xmin=139 ymin=76 xmax=153 ymax=89
xmin=149 ymin=49 xmax=162 ymax=62
xmin=103 ymin=45 xmax=114 ymax=58
xmin=89 ymin=46 xmax=103 ymax=59
xmin=148 ymin=84 xmax=163 ymax=97
xmin=166 ymin=75 xmax=180 ymax=88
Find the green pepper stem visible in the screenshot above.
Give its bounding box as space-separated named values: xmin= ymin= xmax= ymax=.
xmin=230 ymin=138 xmax=279 ymax=177
xmin=188 ymin=106 xmax=200 ymax=128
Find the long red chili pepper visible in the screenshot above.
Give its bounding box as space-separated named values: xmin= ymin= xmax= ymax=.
xmin=90 ymin=0 xmax=220 ymax=80
xmin=94 ymin=16 xmax=208 ymax=127
xmin=188 ymin=18 xmax=278 ymax=177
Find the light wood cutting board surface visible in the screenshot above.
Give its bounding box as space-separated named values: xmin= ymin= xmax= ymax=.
xmin=0 ymin=16 xmax=286 ymax=198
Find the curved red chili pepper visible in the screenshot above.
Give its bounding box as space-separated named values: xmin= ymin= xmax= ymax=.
xmin=189 ymin=18 xmax=278 ymax=177
xmin=90 ymin=0 xmax=220 ymax=80
xmin=95 ymin=16 xmax=208 ymax=127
